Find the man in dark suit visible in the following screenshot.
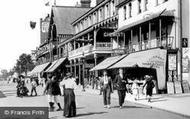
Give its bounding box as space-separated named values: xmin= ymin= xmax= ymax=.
xmin=100 ymin=70 xmax=113 ymax=109
xmin=114 ymin=68 xmax=128 ymax=109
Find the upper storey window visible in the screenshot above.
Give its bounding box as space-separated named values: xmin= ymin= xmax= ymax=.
xmin=123 ymin=6 xmax=127 ymax=20
xmin=145 ymin=0 xmax=148 ymax=11
xmin=129 ymin=3 xmax=132 ymax=18
xmin=138 ymin=0 xmax=142 ymax=14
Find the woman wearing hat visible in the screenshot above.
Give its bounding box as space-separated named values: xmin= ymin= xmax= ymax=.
xmin=60 ymin=72 xmax=77 ymax=117
xmin=143 ymin=75 xmax=155 ymax=102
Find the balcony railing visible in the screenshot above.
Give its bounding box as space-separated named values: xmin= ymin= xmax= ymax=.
xmin=68 ymin=42 xmax=113 ymax=58
xmin=130 ymin=36 xmax=175 ymax=52
xmin=115 ymin=36 xmax=175 ymax=55
xmin=96 ymin=42 xmax=113 ymax=50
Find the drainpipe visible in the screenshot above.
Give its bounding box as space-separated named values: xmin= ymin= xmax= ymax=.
xmin=178 ymin=0 xmax=184 ymax=93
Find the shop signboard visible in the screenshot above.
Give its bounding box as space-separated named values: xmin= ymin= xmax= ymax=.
xmin=174 ymin=81 xmax=182 ymax=94
xmin=167 ymin=82 xmax=174 ymax=94
xmin=182 ymin=80 xmax=190 ymax=93
xmin=168 ymin=54 xmax=177 ymax=71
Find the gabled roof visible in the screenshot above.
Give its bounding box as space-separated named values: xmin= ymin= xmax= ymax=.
xmin=52 ymin=6 xmax=91 ymax=35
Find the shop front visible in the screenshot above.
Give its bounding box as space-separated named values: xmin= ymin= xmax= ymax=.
xmin=109 ymin=48 xmax=168 ymax=93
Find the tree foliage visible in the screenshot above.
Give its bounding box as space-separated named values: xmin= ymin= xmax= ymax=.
xmin=14 ymin=53 xmax=35 ymax=75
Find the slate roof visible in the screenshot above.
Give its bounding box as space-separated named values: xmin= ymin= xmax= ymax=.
xmin=52 ymin=6 xmax=91 ymax=35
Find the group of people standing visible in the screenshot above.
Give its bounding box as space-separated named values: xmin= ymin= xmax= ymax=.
xmin=16 ymin=75 xmax=38 ymax=97
xmin=99 ymin=68 xmax=156 ymax=109
xmin=43 ymin=72 xmax=77 ymax=118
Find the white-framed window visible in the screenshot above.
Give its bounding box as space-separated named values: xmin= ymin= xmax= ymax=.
xmin=123 ymin=5 xmax=127 ymax=20
xmin=129 ymin=3 xmax=132 ymax=18
xmin=138 ymin=0 xmax=142 ymax=14
xmin=112 ymin=0 xmax=115 ymax=16
xmin=145 ymin=0 xmax=148 ymax=11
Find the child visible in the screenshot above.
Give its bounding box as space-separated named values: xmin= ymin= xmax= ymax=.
xmin=131 ymin=79 xmax=139 ymax=101
xmin=30 ymin=78 xmax=37 ymax=96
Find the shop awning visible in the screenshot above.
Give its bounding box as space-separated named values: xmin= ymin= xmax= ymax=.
xmin=90 ymin=55 xmax=126 ymax=71
xmin=109 ymin=48 xmax=167 ymax=90
xmin=114 ymin=10 xmax=174 ymax=34
xmin=29 ymin=62 xmax=50 ymax=76
xmin=46 ymin=58 xmax=66 ymax=73
xmin=45 ymin=60 xmax=58 ymax=72
xmin=109 ymin=48 xmax=167 ymax=69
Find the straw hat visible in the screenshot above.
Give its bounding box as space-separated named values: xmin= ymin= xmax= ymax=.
xmin=66 ymin=72 xmax=72 ymax=77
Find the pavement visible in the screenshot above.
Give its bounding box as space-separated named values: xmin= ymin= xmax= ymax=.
xmin=0 ymin=81 xmax=190 ymax=119
xmin=84 ymin=86 xmax=190 ymax=118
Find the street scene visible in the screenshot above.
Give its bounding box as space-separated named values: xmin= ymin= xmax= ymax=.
xmin=0 ymin=0 xmax=190 ymax=119
xmin=0 ymin=81 xmax=190 ymax=119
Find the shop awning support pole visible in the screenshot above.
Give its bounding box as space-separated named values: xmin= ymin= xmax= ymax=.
xmin=178 ymin=0 xmax=184 ymax=93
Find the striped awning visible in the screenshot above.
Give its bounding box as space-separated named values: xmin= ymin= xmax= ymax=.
xmin=45 ymin=58 xmax=66 ymax=73
xmin=90 ymin=55 xmax=126 ymax=71
xmin=29 ymin=62 xmax=50 ymax=76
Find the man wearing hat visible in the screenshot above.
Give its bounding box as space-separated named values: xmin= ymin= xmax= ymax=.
xmin=43 ymin=73 xmax=62 ymax=111
xmin=143 ymin=75 xmax=155 ymax=102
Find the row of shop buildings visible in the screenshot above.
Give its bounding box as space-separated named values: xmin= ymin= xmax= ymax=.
xmin=30 ymin=0 xmax=190 ymax=94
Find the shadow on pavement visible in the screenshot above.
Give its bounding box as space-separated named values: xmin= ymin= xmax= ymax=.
xmin=76 ymin=107 xmax=85 ymax=109
xmin=150 ymin=99 xmax=168 ymax=103
xmin=75 ymin=111 xmax=108 ymax=117
xmin=49 ymin=111 xmax=108 ymax=119
xmin=112 ymin=105 xmax=148 ymax=109
xmin=0 ymin=91 xmax=6 ymax=98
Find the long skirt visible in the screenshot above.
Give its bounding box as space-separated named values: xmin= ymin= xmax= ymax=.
xmin=64 ymin=89 xmax=76 ymax=117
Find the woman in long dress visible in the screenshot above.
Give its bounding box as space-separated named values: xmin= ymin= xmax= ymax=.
xmin=60 ymin=72 xmax=77 ymax=117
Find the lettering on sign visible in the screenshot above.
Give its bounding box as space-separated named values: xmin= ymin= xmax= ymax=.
xmin=142 ymin=55 xmax=165 ymax=68
xmin=42 ymin=22 xmax=49 ymax=33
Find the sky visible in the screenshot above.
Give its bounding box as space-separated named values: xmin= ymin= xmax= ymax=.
xmin=0 ymin=0 xmax=96 ymax=71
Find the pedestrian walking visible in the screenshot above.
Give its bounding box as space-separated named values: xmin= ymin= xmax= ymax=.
xmin=16 ymin=75 xmax=29 ymax=97
xmin=114 ymin=68 xmax=128 ymax=109
xmin=60 ymin=72 xmax=77 ymax=118
xmin=30 ymin=78 xmax=37 ymax=96
xmin=131 ymin=79 xmax=139 ymax=101
xmin=100 ymin=70 xmax=113 ymax=109
xmin=142 ymin=75 xmax=155 ymax=102
xmin=43 ymin=74 xmax=62 ymax=111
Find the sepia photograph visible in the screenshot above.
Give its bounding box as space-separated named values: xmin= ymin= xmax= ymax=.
xmin=0 ymin=0 xmax=190 ymax=119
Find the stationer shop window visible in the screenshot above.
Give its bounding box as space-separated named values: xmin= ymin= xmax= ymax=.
xmin=138 ymin=0 xmax=142 ymax=14
xmin=123 ymin=5 xmax=127 ymax=20
xmin=129 ymin=3 xmax=132 ymax=18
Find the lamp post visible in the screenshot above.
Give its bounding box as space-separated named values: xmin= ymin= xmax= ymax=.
xmin=81 ymin=52 xmax=85 ymax=91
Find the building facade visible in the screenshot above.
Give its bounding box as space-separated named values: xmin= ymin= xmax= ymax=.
xmin=32 ymin=0 xmax=190 ymax=93
xmin=110 ymin=0 xmax=190 ymax=93
xmin=58 ymin=0 xmax=119 ymax=85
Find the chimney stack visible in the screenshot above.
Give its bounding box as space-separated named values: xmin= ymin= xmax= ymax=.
xmin=80 ymin=0 xmax=91 ymax=8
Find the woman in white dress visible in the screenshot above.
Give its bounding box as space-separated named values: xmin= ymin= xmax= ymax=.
xmin=60 ymin=72 xmax=77 ymax=117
